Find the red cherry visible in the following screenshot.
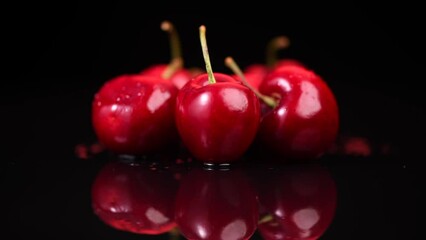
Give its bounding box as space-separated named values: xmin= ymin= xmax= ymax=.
xmin=257 ymin=65 xmax=339 ymax=160
xmin=92 ymin=74 xmax=179 ymax=155
xmin=175 ymin=166 xmax=259 ymax=240
xmin=176 ymin=73 xmax=260 ymax=163
xmin=91 ymin=158 xmax=179 ymax=235
xmin=175 ymin=26 xmax=260 ymax=164
xmin=140 ymin=21 xmax=195 ymax=89
xmin=253 ymin=164 xmax=337 ymax=240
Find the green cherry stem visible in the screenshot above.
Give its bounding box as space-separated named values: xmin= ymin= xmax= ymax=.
xmin=266 ymin=36 xmax=290 ymax=68
xmin=225 ymin=56 xmax=277 ymax=108
xmin=258 ymin=214 xmax=274 ymax=225
xmin=160 ymin=21 xmax=184 ymax=80
xmin=199 ymin=25 xmax=216 ymax=84
xmin=161 ymin=58 xmax=183 ymax=80
xmin=161 ymin=20 xmax=183 ymax=62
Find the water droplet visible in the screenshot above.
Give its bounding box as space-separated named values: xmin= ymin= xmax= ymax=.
xmin=137 ymin=92 xmax=142 ymax=97
xmin=90 ymin=143 xmax=104 ymax=154
xmin=75 ymin=144 xmax=88 ymax=159
xmin=116 ymin=97 xmax=121 ymax=102
xmin=125 ymin=94 xmax=130 ymax=99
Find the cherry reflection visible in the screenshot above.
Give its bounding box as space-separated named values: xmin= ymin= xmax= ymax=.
xmin=175 ymin=165 xmax=259 ymax=240
xmin=90 ymin=153 xmax=337 ymax=240
xmin=249 ymin=163 xmax=337 ymax=240
xmin=91 ymin=156 xmax=180 ymax=235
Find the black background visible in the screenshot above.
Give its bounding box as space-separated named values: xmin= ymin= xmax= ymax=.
xmin=1 ymin=2 xmax=423 ymax=239
xmin=3 ymin=2 xmax=425 ymax=108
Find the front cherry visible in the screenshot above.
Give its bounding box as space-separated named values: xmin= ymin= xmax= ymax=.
xmin=175 ymin=26 xmax=260 ymax=164
xmin=91 ymin=158 xmax=179 ymax=235
xmin=175 ymin=166 xmax=259 ymax=240
xmin=92 ymin=74 xmax=179 ymax=156
xmin=176 ymin=73 xmax=260 ymax=163
xmin=257 ymin=66 xmax=339 ymax=160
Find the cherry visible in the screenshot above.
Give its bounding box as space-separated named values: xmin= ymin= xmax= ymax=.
xmin=140 ymin=21 xmax=195 ymax=89
xmin=91 ymin=73 xmax=179 ymax=156
xmin=257 ymin=65 xmax=339 ymax=160
xmin=175 ymin=166 xmax=259 ymax=240
xmin=251 ymin=163 xmax=337 ymax=240
xmin=91 ymin=158 xmax=179 ymax=235
xmin=227 ymin=56 xmax=339 ymax=160
xmin=175 ymin=25 xmax=261 ymax=164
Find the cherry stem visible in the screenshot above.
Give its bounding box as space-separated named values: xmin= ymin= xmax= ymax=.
xmin=258 ymin=214 xmax=274 ymax=224
xmin=225 ymin=56 xmax=277 ymax=108
xmin=199 ymin=25 xmax=216 ymax=84
xmin=266 ymin=36 xmax=290 ymax=68
xmin=161 ymin=20 xmax=183 ymax=62
xmin=162 ymin=58 xmax=183 ymax=79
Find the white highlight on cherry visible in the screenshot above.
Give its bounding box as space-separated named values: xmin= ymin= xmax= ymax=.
xmin=145 ymin=207 xmax=169 ymax=224
xmin=220 ymin=88 xmax=248 ymax=112
xmin=147 ymin=88 xmax=171 ymax=113
xmin=221 ymin=219 xmax=247 ymax=240
xmin=296 ymin=81 xmax=321 ymax=118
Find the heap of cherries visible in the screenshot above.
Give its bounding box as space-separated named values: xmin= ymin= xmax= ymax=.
xmin=91 ymin=21 xmax=339 ymax=165
xmin=90 ymin=21 xmax=340 ymax=240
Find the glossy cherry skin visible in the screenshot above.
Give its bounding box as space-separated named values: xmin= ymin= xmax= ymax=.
xmin=175 ymin=73 xmax=261 ymax=163
xmin=140 ymin=64 xmax=192 ymax=89
xmin=257 ymin=65 xmax=339 ymax=160
xmin=175 ymin=166 xmax=259 ymax=240
xmin=92 ymin=74 xmax=179 ymax=155
xmin=254 ymin=164 xmax=337 ymax=240
xmin=91 ymin=159 xmax=179 ymax=235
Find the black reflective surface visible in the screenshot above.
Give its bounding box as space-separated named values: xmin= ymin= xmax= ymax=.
xmin=2 ymin=5 xmax=423 ymax=240
xmin=2 ymin=88 xmax=421 ymax=239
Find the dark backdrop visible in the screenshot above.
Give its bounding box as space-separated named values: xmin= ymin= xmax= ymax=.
xmin=4 ymin=2 xmax=425 ymax=108
xmin=1 ymin=2 xmax=423 ymax=239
